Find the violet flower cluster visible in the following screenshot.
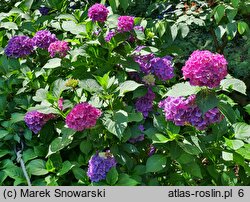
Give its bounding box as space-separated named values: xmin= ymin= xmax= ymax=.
xmin=24 ymin=111 xmax=55 ymax=134
xmin=135 ymin=88 xmax=155 ymax=118
xmin=88 ymin=3 xmax=109 ymax=22
xmin=4 ymin=36 xmax=34 ymax=58
xmin=182 ymin=50 xmax=228 ymax=88
xmin=117 ymin=16 xmax=134 ymax=32
xmin=32 ymin=30 xmax=57 ymax=49
xmin=66 ymin=102 xmax=102 ymax=131
xmin=159 ymin=95 xmax=223 ymax=130
xmin=134 ymin=46 xmax=174 ymax=81
xmin=39 ymin=6 xmax=50 ymax=15
xmin=48 ymin=40 xmax=70 ymax=58
xmin=87 ymin=151 xmax=116 ymax=182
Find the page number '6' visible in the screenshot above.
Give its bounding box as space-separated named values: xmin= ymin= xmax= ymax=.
xmin=238 ymin=189 xmax=244 ymax=197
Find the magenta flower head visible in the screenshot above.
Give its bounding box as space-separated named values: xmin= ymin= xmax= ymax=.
xmin=135 ymin=88 xmax=155 ymax=118
xmin=32 ymin=30 xmax=57 ymax=49
xmin=117 ymin=16 xmax=134 ymax=32
xmin=87 ymin=151 xmax=116 ymax=182
xmin=151 ymin=56 xmax=174 ymax=81
xmin=5 ymin=36 xmax=34 ymax=58
xmin=66 ymin=102 xmax=102 ymax=131
xmin=48 ymin=40 xmax=70 ymax=58
xmin=88 ymin=3 xmax=109 ymax=22
xmin=182 ymin=50 xmax=228 ymax=88
xmin=24 ymin=111 xmax=55 ymax=134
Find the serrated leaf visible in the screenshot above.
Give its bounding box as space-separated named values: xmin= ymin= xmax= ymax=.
xmin=146 ymin=154 xmax=167 ymax=173
xmin=165 ymin=82 xmax=200 ymax=97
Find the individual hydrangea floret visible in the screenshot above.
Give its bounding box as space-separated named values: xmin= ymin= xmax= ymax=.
xmin=48 ymin=40 xmax=70 ymax=58
xmin=4 ymin=36 xmax=34 ymax=58
xmin=32 ymin=30 xmax=57 ymax=49
xmin=182 ymin=50 xmax=228 ymax=88
xmin=142 ymin=74 xmax=155 ymax=86
xmin=105 ymin=30 xmax=116 ymax=42
xmin=87 ymin=151 xmax=116 ymax=182
xmin=24 ymin=111 xmax=55 ymax=134
xmin=148 ymin=144 xmax=156 ymax=156
xmin=134 ymin=25 xmax=144 ymax=32
xmin=39 ymin=6 xmax=50 ymax=15
xmin=117 ymin=16 xmax=134 ymax=32
xmin=151 ymin=56 xmax=174 ymax=81
xmin=88 ymin=3 xmax=109 ymax=22
xmin=159 ymin=94 xmax=223 ymax=130
xmin=66 ymin=102 xmax=102 ymax=131
xmin=135 ymin=88 xmax=155 ymax=118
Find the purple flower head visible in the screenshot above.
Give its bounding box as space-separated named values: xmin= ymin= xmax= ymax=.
xmin=48 ymin=40 xmax=70 ymax=58
xmin=134 ymin=25 xmax=144 ymax=32
xmin=148 ymin=145 xmax=156 ymax=156
xmin=66 ymin=102 xmax=102 ymax=131
xmin=88 ymin=3 xmax=109 ymax=22
xmin=5 ymin=36 xmax=34 ymax=58
xmin=24 ymin=111 xmax=55 ymax=134
xmin=87 ymin=151 xmax=116 ymax=182
xmin=58 ymin=98 xmax=64 ymax=111
xmin=134 ymin=53 xmax=155 ymax=74
xmin=159 ymin=94 xmax=224 ymax=130
xmin=32 ymin=30 xmax=57 ymax=49
xmin=105 ymin=30 xmax=116 ymax=42
xmin=117 ymin=16 xmax=134 ymax=32
xmin=182 ymin=50 xmax=228 ymax=88
xmin=39 ymin=6 xmax=50 ymax=15
xmin=135 ymin=88 xmax=155 ymax=118
xmin=150 ymin=56 xmax=174 ymax=81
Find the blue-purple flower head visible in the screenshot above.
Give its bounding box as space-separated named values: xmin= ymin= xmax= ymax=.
xmin=39 ymin=6 xmax=50 ymax=15
xmin=32 ymin=30 xmax=57 ymax=49
xmin=87 ymin=151 xmax=116 ymax=182
xmin=135 ymin=88 xmax=155 ymax=118
xmin=88 ymin=3 xmax=109 ymax=22
xmin=151 ymin=56 xmax=174 ymax=81
xmin=5 ymin=36 xmax=34 ymax=58
xmin=24 ymin=111 xmax=55 ymax=134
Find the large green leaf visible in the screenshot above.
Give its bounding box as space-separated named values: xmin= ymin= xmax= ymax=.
xmin=27 ymin=159 xmax=48 ymax=176
xmin=165 ymin=82 xmax=200 ymax=97
xmin=118 ymin=80 xmax=143 ymax=96
xmin=220 ymin=77 xmax=246 ymax=95
xmin=43 ymin=58 xmax=61 ymax=69
xmin=214 ymin=5 xmax=225 ymax=24
xmin=57 ymin=161 xmax=74 ymax=176
xmin=106 ymin=167 xmax=118 ymax=185
xmin=146 ymin=154 xmax=167 ymax=173
xmin=196 ymin=91 xmax=219 ymax=114
xmin=62 ymin=21 xmax=86 ymax=35
xmin=218 ymin=101 xmax=237 ymax=124
xmin=116 ymin=174 xmax=139 ymax=186
xmin=233 ymin=122 xmax=250 ymax=141
xmin=79 ymin=79 xmax=102 ymax=93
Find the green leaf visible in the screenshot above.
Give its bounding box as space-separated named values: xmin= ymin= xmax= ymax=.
xmin=183 ymin=162 xmax=202 ymax=178
xmin=108 ymin=0 xmax=120 ymax=12
xmin=43 ymin=58 xmax=61 ymax=69
xmin=0 ymin=130 xmax=9 ymax=139
xmin=171 ymin=24 xmax=178 ymax=41
xmin=33 ymin=88 xmax=48 ymax=102
xmin=236 ymin=145 xmax=250 ymax=160
xmin=106 ymin=167 xmax=118 ymax=185
xmin=177 ymin=153 xmax=194 ymax=164
xmin=244 ymin=104 xmax=250 ymax=115
xmin=118 ymin=80 xmax=143 ymax=96
xmin=0 ymin=150 xmax=10 ymax=158
xmin=47 ymin=128 xmax=76 ymax=157
xmin=10 ymin=113 xmax=25 ymax=124
xmin=218 ymin=101 xmax=237 ymax=124
xmin=62 ymin=21 xmax=86 ymax=35
xmin=222 ymin=151 xmax=233 ymax=161
xmin=146 ymin=154 xmax=167 ymax=173
xmin=226 ymin=9 xmax=238 ymax=22
xmin=0 ymin=171 xmax=7 ymax=184
xmin=0 ymin=22 xmax=18 ymax=30
xmin=120 ymin=0 xmax=129 ymax=11
xmin=151 ymin=133 xmax=172 ymax=144
xmin=233 ymin=122 xmax=250 ymax=141
xmin=231 ymin=0 xmax=239 ymax=8
xmin=196 ymin=91 xmax=219 ymax=114
xmin=72 ymin=167 xmax=87 ymax=181
xmin=57 ymin=161 xmax=74 ymax=176
xmin=178 ymin=23 xmax=189 ymax=38
xmin=238 ymin=21 xmax=249 ymax=35
xmin=80 ymin=140 xmax=92 ymax=155
xmin=27 ymin=159 xmax=48 ymax=176
xmin=225 ymin=138 xmax=244 ymax=150
xmin=178 ymin=141 xmax=201 ymax=155
xmin=79 ymin=79 xmax=102 ymax=93
xmin=23 ymin=149 xmax=38 ymax=163
xmin=52 ymin=79 xmax=68 ymax=98
xmin=165 ymin=82 xmax=200 ymax=97
xmin=214 ymin=5 xmax=225 ymax=24
xmin=4 ymin=167 xmax=25 ymax=182
xmin=116 ymin=174 xmax=139 ymax=186
xmin=127 ymin=112 xmax=143 ymax=122
xmin=226 ymin=22 xmax=237 ymax=40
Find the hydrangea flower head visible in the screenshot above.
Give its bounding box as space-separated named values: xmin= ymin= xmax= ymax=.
xmin=105 ymin=30 xmax=116 ymax=42
xmin=5 ymin=36 xmax=34 ymax=58
xmin=32 ymin=30 xmax=57 ymax=49
xmin=87 ymin=151 xmax=116 ymax=182
xmin=48 ymin=40 xmax=70 ymax=58
xmin=117 ymin=16 xmax=134 ymax=32
xmin=151 ymin=56 xmax=174 ymax=81
xmin=39 ymin=6 xmax=50 ymax=15
xmin=135 ymin=88 xmax=155 ymax=118
xmin=24 ymin=111 xmax=54 ymax=134
xmin=66 ymin=102 xmax=102 ymax=131
xmin=88 ymin=3 xmax=109 ymax=22
xmin=182 ymin=50 xmax=228 ymax=88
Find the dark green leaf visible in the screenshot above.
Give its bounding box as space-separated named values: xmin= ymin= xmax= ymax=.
xmin=146 ymin=154 xmax=167 ymax=173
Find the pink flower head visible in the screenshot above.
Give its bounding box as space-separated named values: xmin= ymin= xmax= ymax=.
xmin=182 ymin=50 xmax=228 ymax=88
xmin=48 ymin=40 xmax=70 ymax=58
xmin=117 ymin=16 xmax=134 ymax=32
xmin=88 ymin=3 xmax=109 ymax=22
xmin=66 ymin=102 xmax=102 ymax=131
